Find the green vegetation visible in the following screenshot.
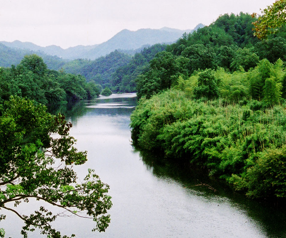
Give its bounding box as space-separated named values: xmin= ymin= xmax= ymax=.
xmin=63 ymin=50 xmax=132 ymax=89
xmin=0 ymin=96 xmax=112 ymax=237
xmin=0 ymin=41 xmax=166 ymax=94
xmin=1 ymin=6 xmax=286 ymax=236
xmin=130 ymin=11 xmax=286 ymax=199
xmin=0 ymin=43 xmax=66 ymax=70
xmin=131 ymin=60 xmax=286 ymax=199
xmin=101 ymin=87 xmax=112 ymax=96
xmin=0 ymin=54 xmax=101 ymax=106
xmin=111 ymin=44 xmax=167 ymax=93
xmin=0 ymin=54 xmax=108 ymax=237
xmin=62 ymin=44 xmax=166 ymax=94
xmin=253 ymin=0 xmax=286 ymax=39
xmin=134 ymin=13 xmax=273 ymax=101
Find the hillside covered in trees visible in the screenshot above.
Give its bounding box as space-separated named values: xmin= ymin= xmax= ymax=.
xmin=92 ymin=12 xmax=285 ymax=96
xmin=111 ymin=44 xmax=167 ymax=92
xmin=135 ymin=13 xmax=286 ymax=99
xmin=0 ymin=54 xmax=101 ymax=107
xmin=130 ymin=12 xmax=286 ymax=200
xmin=62 ymin=50 xmax=132 ymax=89
xmin=0 ymin=42 xmax=168 ymax=94
xmin=52 ymin=44 xmax=167 ymax=93
xmin=0 ymin=43 xmax=67 ymax=70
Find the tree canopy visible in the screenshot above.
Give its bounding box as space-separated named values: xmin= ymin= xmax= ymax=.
xmin=62 ymin=50 xmax=132 ymax=89
xmin=101 ymin=87 xmax=112 ymax=96
xmin=131 ymin=58 xmax=286 ymax=199
xmin=0 ymin=96 xmax=112 ymax=237
xmin=253 ymin=0 xmax=286 ymax=39
xmin=130 ymin=10 xmax=286 ymax=200
xmin=0 ymin=55 xmax=101 ymax=106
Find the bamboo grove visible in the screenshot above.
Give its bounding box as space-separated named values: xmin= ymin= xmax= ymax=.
xmin=130 ymin=11 xmax=286 ymax=199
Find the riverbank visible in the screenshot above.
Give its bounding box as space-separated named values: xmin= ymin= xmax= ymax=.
xmin=130 ymin=89 xmax=286 ymax=199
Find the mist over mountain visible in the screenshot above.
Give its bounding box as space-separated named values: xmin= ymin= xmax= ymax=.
xmin=0 ymin=43 xmax=66 ymax=69
xmin=0 ymin=43 xmax=27 ymax=67
xmin=0 ymin=41 xmax=98 ymax=60
xmin=77 ymin=26 xmax=203 ymax=60
xmin=0 ymin=25 xmax=204 ymax=60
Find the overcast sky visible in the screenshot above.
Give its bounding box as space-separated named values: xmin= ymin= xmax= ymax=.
xmin=0 ymin=0 xmax=276 ymax=49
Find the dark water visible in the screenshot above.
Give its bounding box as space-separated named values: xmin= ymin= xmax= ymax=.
xmin=2 ymin=93 xmax=286 ymax=238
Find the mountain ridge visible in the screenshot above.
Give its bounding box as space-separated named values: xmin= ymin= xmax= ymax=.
xmin=0 ymin=24 xmax=204 ymax=60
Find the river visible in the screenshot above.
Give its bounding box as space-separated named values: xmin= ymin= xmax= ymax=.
xmin=2 ymin=93 xmax=286 ymax=238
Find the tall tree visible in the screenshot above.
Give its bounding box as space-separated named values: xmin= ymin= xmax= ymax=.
xmin=0 ymin=97 xmax=112 ymax=237
xmin=181 ymin=44 xmax=216 ymax=73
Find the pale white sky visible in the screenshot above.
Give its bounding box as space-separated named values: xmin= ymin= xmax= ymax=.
xmin=0 ymin=0 xmax=276 ymax=49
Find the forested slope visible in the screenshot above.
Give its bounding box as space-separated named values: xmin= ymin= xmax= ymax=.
xmin=130 ymin=12 xmax=286 ymax=199
xmin=111 ymin=13 xmax=286 ymax=95
xmin=60 ymin=44 xmax=167 ymax=93
xmin=0 ymin=43 xmax=67 ymax=70
xmin=0 ymin=54 xmax=101 ymax=106
xmin=111 ymin=44 xmax=167 ymax=92
xmin=0 ymin=41 xmax=99 ymax=60
xmin=134 ymin=13 xmax=286 ymax=99
xmin=62 ymin=50 xmax=132 ymax=89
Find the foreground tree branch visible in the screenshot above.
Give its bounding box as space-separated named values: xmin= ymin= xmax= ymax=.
xmin=253 ymin=0 xmax=286 ymax=39
xmin=0 ymin=96 xmax=112 ymax=237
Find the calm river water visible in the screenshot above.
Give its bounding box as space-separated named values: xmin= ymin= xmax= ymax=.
xmin=2 ymin=93 xmax=286 ymax=238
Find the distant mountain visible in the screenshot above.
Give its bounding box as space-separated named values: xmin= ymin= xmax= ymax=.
xmin=0 ymin=39 xmax=141 ymax=61
xmin=0 ymin=41 xmax=99 ymax=60
xmin=42 ymin=45 xmax=99 ymax=59
xmin=79 ymin=25 xmax=204 ymax=60
xmin=193 ymin=23 xmax=205 ymax=31
xmin=0 ymin=43 xmax=66 ymax=70
xmin=118 ymin=44 xmax=151 ymax=56
xmin=0 ymin=43 xmax=27 ymax=67
xmin=0 ymin=24 xmax=204 ymax=60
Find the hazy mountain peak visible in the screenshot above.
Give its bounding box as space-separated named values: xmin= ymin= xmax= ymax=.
xmin=117 ymin=29 xmax=132 ymax=34
xmin=45 ymin=45 xmax=63 ymax=50
xmin=194 ymin=23 xmax=205 ymax=30
xmin=0 ymin=25 xmax=204 ymax=60
xmin=159 ymin=27 xmax=189 ymax=33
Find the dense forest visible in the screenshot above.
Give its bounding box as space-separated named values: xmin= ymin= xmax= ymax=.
xmin=60 ymin=44 xmax=167 ymax=93
xmin=0 ymin=43 xmax=67 ymax=70
xmin=0 ymin=43 xmax=167 ymax=95
xmin=62 ymin=50 xmax=132 ymax=89
xmin=111 ymin=44 xmax=167 ymax=92
xmin=135 ymin=13 xmax=286 ymax=100
xmin=61 ymin=44 xmax=167 ymax=93
xmin=0 ymin=54 xmax=101 ymax=106
xmin=130 ymin=12 xmax=286 ymax=199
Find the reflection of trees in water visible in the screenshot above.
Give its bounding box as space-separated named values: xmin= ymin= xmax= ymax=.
xmin=97 ymin=97 xmax=137 ymax=106
xmin=89 ymin=107 xmax=135 ymax=117
xmin=48 ymin=94 xmax=137 ymax=127
xmin=48 ymin=101 xmax=93 ymax=126
xmin=136 ymin=148 xmax=286 ymax=238
xmin=137 ymin=148 xmax=233 ymax=196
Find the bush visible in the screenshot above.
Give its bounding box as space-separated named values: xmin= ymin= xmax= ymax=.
xmin=131 ymin=88 xmax=286 ymax=198
xmin=101 ymin=87 xmax=112 ymax=96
